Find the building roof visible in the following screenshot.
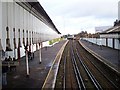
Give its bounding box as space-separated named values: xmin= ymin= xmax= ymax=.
xmin=95 ymin=26 xmax=112 ymax=33
xmin=100 ymin=26 xmax=120 ymax=34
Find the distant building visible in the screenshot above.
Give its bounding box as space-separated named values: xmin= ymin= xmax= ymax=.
xmin=95 ymin=26 xmax=112 ymax=33
xmin=100 ymin=26 xmax=120 ymax=38
xmin=94 ymin=1 xmax=120 ymax=50
xmin=100 ymin=26 xmax=120 ymax=49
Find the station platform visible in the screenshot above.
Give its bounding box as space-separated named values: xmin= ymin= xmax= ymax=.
xmin=79 ymin=39 xmax=120 ymax=73
xmin=2 ymin=40 xmax=66 ymax=89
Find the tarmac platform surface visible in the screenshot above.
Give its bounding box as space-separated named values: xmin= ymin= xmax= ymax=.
xmin=2 ymin=40 xmax=66 ymax=89
xmin=80 ymin=39 xmax=120 ymax=72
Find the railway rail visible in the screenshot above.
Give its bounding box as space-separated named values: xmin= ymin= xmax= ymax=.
xmin=76 ymin=41 xmax=119 ymax=88
xmin=55 ymin=40 xmax=119 ymax=89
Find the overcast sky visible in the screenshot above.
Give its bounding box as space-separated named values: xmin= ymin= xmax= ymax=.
xmin=39 ymin=0 xmax=119 ymax=35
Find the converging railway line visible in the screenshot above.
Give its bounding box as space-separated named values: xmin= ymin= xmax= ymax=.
xmin=55 ymin=40 xmax=119 ymax=89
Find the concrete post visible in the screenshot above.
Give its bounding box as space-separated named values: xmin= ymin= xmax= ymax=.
xmin=96 ymin=38 xmax=97 ymax=44
xmin=100 ymin=38 xmax=102 ymax=50
xmin=36 ymin=43 xmax=38 ymax=51
xmin=32 ymin=44 xmax=34 ymax=59
xmin=39 ymin=43 xmax=41 ymax=64
xmin=14 ymin=49 xmax=16 ymax=59
xmin=17 ymin=45 xmax=20 ymax=63
xmin=113 ymin=38 xmax=115 ymax=49
xmin=106 ymin=38 xmax=108 ymax=47
xmin=29 ymin=45 xmax=31 ymax=52
xmin=41 ymin=42 xmax=43 ymax=48
xmin=25 ymin=46 xmax=30 ymax=77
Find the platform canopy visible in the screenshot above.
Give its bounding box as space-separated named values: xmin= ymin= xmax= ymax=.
xmin=100 ymin=26 xmax=120 ymax=38
xmin=16 ymin=0 xmax=61 ymax=34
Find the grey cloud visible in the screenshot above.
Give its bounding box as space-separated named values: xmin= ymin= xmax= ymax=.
xmin=40 ymin=0 xmax=118 ymax=19
xmin=55 ymin=2 xmax=117 ymax=19
xmin=39 ymin=0 xmax=119 ymax=34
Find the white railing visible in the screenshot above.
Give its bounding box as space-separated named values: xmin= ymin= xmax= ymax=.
xmin=82 ymin=38 xmax=120 ymax=50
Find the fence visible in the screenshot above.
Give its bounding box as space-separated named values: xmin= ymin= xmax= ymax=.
xmin=82 ymin=38 xmax=120 ymax=50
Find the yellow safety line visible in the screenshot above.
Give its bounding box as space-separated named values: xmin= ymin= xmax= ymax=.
xmin=42 ymin=40 xmax=68 ymax=89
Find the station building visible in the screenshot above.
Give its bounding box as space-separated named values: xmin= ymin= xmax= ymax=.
xmin=98 ymin=1 xmax=120 ymax=50
xmin=100 ymin=26 xmax=120 ymax=49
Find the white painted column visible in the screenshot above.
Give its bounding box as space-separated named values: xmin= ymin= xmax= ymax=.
xmin=39 ymin=43 xmax=41 ymax=64
xmin=25 ymin=46 xmax=30 ymax=77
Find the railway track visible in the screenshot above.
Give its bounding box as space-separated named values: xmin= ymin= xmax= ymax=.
xmin=71 ymin=45 xmax=86 ymax=89
xmin=55 ymin=40 xmax=119 ymax=89
xmin=72 ymin=40 xmax=103 ymax=90
xmin=76 ymin=41 xmax=119 ymax=89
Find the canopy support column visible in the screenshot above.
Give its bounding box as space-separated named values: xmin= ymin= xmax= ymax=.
xmin=25 ymin=46 xmax=30 ymax=77
xmin=39 ymin=43 xmax=42 ymax=64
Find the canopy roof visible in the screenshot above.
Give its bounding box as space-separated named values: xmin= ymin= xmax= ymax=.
xmin=100 ymin=26 xmax=120 ymax=34
xmin=17 ymin=0 xmax=61 ymax=34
